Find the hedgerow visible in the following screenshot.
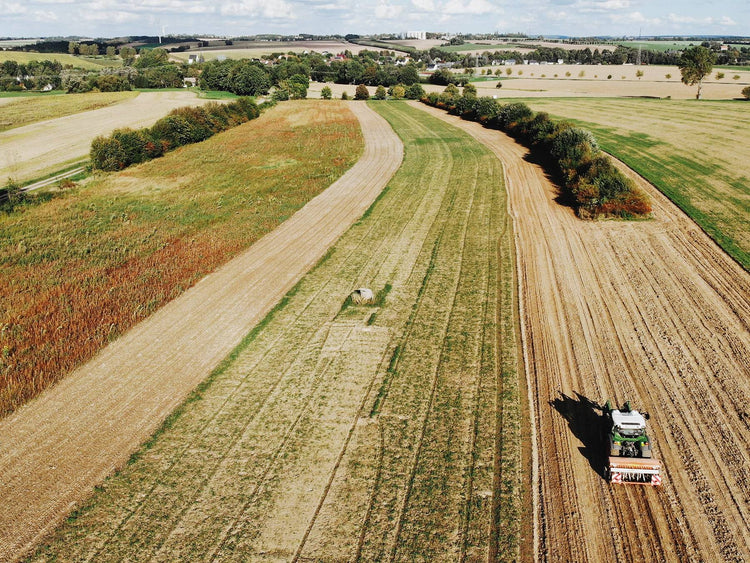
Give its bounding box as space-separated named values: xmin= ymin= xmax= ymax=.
xmin=91 ymin=97 xmax=269 ymax=172
xmin=422 ymin=89 xmax=651 ymax=219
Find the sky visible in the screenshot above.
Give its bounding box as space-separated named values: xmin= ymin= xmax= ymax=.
xmin=2 ymin=0 xmax=749 ymax=39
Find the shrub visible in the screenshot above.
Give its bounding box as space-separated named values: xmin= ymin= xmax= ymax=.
xmin=742 ymin=85 xmax=750 ymax=100
xmin=354 ymin=84 xmax=370 ymax=100
xmin=405 ymin=83 xmax=425 ymax=100
xmin=341 ymin=91 xmax=349 ymax=100
xmin=373 ymin=85 xmax=387 ymax=100
xmin=91 ymin=98 xmax=262 ymax=171
xmin=321 ymin=85 xmax=332 ymax=99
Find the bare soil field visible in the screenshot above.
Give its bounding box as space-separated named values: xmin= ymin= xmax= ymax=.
xmin=0 ymin=103 xmax=402 ymax=562
xmin=26 ymin=102 xmax=521 ymax=562
xmin=0 ymin=90 xmax=217 ymax=182
xmin=418 ymin=102 xmax=750 ymax=562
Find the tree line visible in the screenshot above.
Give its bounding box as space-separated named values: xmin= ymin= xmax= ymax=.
xmin=422 ymin=86 xmax=651 ymax=219
xmin=90 ymin=98 xmax=268 ymax=171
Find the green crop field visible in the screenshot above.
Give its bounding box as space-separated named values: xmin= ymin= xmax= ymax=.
xmin=29 ymin=101 xmax=522 ymax=562
xmin=0 ymin=91 xmax=138 ymax=132
xmin=509 ymin=97 xmax=750 ymax=271
xmin=0 ymin=51 xmax=112 ymax=70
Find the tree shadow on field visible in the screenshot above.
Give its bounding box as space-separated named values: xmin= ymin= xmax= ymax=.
xmin=521 ymin=151 xmax=577 ymax=212
xmin=549 ymin=391 xmax=608 ymax=480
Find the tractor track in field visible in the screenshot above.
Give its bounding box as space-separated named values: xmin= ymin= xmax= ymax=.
xmin=0 ymin=102 xmax=403 ymax=563
xmin=415 ymin=102 xmax=750 ymax=562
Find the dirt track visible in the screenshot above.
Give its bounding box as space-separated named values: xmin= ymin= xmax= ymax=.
xmin=0 ymin=103 xmax=403 ymax=562
xmin=417 ymin=103 xmax=750 ymax=561
xmin=0 ymin=91 xmax=216 ymax=182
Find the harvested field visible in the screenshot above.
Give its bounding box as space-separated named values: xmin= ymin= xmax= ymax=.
xmin=0 ymin=91 xmax=138 ymax=133
xmin=0 ymin=101 xmax=362 ymax=418
xmin=0 ymin=51 xmax=107 ymax=70
xmin=417 ymin=102 xmax=750 ymax=562
xmin=0 ymin=102 xmax=397 ymax=561
xmin=170 ymin=41 xmax=367 ymax=62
xmin=26 ymin=101 xmax=521 ymax=562
xmin=513 ymin=97 xmax=750 ymax=270
xmin=0 ymin=90 xmax=217 ymax=183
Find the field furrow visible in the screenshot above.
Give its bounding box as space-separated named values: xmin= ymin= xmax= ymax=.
xmin=416 ymin=101 xmax=750 ymax=562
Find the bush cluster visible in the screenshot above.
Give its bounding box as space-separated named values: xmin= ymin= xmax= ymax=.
xmin=91 ymin=98 xmax=265 ymax=171
xmin=423 ymin=90 xmax=651 ymax=219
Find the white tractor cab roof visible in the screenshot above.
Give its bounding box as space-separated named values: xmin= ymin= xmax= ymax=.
xmin=612 ymin=409 xmax=647 ymax=435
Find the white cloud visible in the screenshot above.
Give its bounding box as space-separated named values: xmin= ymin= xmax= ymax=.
xmin=412 ymin=0 xmax=436 ymax=11
xmin=374 ymin=0 xmax=403 ymax=19
xmin=0 ymin=1 xmax=27 ymax=14
xmin=221 ymin=0 xmax=295 ymax=19
xmin=442 ymin=0 xmax=498 ymax=16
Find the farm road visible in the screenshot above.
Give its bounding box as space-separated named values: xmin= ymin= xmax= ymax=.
xmin=416 ymin=102 xmax=750 ymax=561
xmin=0 ymin=90 xmax=216 ymax=183
xmin=0 ymin=103 xmax=403 ymax=561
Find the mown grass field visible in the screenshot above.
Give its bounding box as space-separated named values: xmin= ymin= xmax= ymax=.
xmin=0 ymin=91 xmax=138 ymax=132
xmin=29 ymin=101 xmax=522 ymax=562
xmin=0 ymin=51 xmax=111 ymax=70
xmin=0 ymin=101 xmax=362 ymax=417
xmin=509 ymin=97 xmax=750 ymax=271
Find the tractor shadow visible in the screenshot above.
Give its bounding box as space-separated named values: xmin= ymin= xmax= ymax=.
xmin=549 ymin=391 xmax=608 ymax=480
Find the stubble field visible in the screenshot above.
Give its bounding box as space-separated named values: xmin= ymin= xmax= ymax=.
xmin=27 ymin=101 xmax=522 ymax=562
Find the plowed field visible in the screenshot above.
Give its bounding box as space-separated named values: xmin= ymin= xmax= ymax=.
xmin=417 ymin=102 xmax=750 ymax=561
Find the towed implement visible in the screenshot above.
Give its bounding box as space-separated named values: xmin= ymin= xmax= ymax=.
xmin=604 ymin=400 xmax=662 ymax=486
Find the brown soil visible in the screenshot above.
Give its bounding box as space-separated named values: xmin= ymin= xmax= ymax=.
xmin=416 ymin=102 xmax=750 ymax=562
xmin=0 ymin=102 xmax=403 ymax=562
xmin=0 ymin=91 xmax=218 ymax=182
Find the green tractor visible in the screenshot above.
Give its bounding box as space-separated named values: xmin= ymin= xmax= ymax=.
xmin=604 ymin=400 xmax=662 ymax=486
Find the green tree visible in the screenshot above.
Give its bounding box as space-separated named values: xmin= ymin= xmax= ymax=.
xmin=119 ymin=47 xmax=137 ymax=66
xmin=405 ymin=83 xmax=425 ymax=99
xmin=134 ymin=48 xmax=169 ymax=69
xmin=229 ymin=63 xmax=270 ymax=96
xmin=341 ymin=91 xmax=349 ymax=100
xmin=391 ymin=85 xmax=405 ymax=99
xmin=373 ymin=85 xmax=387 ymax=99
xmin=68 ymin=41 xmax=78 ymax=55
xmin=678 ymin=45 xmax=716 ymax=99
xmin=742 ymin=85 xmax=750 ymax=100
xmin=321 ymin=85 xmax=332 ymax=99
xmin=106 ymin=46 xmax=116 ymax=57
xmin=354 ymin=84 xmax=370 ymax=100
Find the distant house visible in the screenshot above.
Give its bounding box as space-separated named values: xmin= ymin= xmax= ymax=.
xmin=184 ymin=77 xmax=197 ymax=88
xmin=187 ymin=54 xmax=204 ymax=64
xmin=503 ymin=59 xmax=516 ymax=66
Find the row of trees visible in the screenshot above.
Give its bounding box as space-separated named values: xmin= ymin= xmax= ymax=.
xmin=422 ymin=87 xmax=651 ymax=218
xmin=90 ymin=98 xmax=265 ymax=171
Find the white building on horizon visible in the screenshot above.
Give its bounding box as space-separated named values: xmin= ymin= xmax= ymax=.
xmin=402 ymin=31 xmax=427 ymax=40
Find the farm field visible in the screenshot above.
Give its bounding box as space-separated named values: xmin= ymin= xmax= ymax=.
xmin=0 ymin=51 xmax=111 ymax=70
xmin=0 ymin=102 xmax=398 ymax=561
xmin=511 ymin=97 xmax=750 ymax=270
xmin=0 ymin=101 xmax=363 ymax=418
xmin=0 ymin=90 xmax=216 ymax=183
xmin=0 ymin=90 xmax=138 ymax=132
xmin=418 ymin=102 xmax=750 ymax=562
xmin=170 ymin=40 xmax=368 ymax=62
xmin=25 ymin=101 xmax=521 ymax=562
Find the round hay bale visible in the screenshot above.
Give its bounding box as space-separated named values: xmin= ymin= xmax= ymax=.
xmin=351 ymin=288 xmax=374 ymax=305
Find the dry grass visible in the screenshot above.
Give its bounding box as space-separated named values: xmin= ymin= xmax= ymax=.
xmin=0 ymin=101 xmax=362 ymax=417
xmin=29 ymin=102 xmax=520 ymax=562
xmin=0 ymin=91 xmax=138 ymax=132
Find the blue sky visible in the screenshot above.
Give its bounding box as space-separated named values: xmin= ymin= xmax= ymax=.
xmin=2 ymin=0 xmax=748 ymax=38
